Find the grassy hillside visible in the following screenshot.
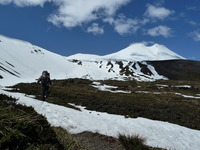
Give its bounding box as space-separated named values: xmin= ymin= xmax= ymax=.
xmin=0 ymin=94 xmax=87 ymax=150
xmin=9 ymin=78 xmax=200 ymax=131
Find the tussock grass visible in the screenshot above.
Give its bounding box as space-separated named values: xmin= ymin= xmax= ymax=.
xmin=118 ymin=134 xmax=149 ymax=150
xmin=0 ymin=94 xmax=63 ymax=149
xmin=118 ymin=134 xmax=165 ymax=150
xmin=0 ymin=94 xmax=88 ymax=149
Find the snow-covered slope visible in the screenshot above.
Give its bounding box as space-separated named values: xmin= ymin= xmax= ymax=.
xmin=67 ymin=53 xmax=101 ymax=61
xmin=0 ymin=35 xmax=78 ymax=85
xmin=0 ymin=34 xmax=185 ymax=86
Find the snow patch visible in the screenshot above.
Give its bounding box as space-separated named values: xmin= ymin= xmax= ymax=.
xmin=91 ymin=82 xmax=131 ymax=93
xmin=175 ymin=93 xmax=200 ymax=99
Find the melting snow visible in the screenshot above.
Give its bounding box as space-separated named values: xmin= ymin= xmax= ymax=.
xmin=175 ymin=93 xmax=200 ymax=99
xmin=91 ymin=82 xmax=131 ymax=93
xmin=0 ymin=88 xmax=200 ymax=150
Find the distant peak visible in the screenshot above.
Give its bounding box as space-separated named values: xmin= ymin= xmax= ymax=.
xmin=102 ymin=42 xmax=185 ymax=61
xmin=67 ymin=42 xmax=185 ymax=61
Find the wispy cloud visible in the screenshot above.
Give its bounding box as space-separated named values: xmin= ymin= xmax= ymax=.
xmin=144 ymin=4 xmax=174 ymax=20
xmin=86 ymin=23 xmax=104 ymax=35
xmin=189 ymin=30 xmax=200 ymax=41
xmin=0 ymin=0 xmax=11 ymax=5
xmin=188 ymin=20 xmax=200 ymax=26
xmin=104 ymin=14 xmax=144 ymax=35
xmin=186 ymin=6 xmax=200 ymax=11
xmin=147 ymin=25 xmax=172 ymax=38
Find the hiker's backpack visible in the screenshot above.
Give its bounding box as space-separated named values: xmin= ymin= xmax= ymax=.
xmin=41 ymin=71 xmax=50 ymax=86
xmin=42 ymin=71 xmax=48 ymax=78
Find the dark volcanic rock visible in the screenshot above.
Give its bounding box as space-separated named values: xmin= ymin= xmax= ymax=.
xmin=148 ymin=59 xmax=200 ymax=81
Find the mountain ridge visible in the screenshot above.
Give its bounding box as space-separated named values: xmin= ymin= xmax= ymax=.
xmin=66 ymin=42 xmax=185 ymax=61
xmin=1 ymin=34 xmax=199 ymax=86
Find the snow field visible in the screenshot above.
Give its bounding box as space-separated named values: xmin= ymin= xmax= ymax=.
xmin=1 ymin=87 xmax=200 ymax=150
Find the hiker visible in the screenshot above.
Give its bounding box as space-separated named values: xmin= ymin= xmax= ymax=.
xmin=37 ymin=71 xmax=52 ymax=101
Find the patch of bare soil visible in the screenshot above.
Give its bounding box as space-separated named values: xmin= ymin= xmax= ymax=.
xmin=73 ymin=131 xmax=125 ymax=150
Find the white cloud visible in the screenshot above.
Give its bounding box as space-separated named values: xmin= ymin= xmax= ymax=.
xmin=114 ymin=16 xmax=139 ymax=35
xmin=86 ymin=23 xmax=104 ymax=35
xmin=154 ymin=0 xmax=165 ymax=6
xmin=188 ymin=20 xmax=200 ymax=26
xmin=147 ymin=25 xmax=172 ymax=38
xmin=0 ymin=0 xmax=50 ymax=6
xmin=0 ymin=0 xmax=175 ymax=37
xmin=190 ymin=30 xmax=200 ymax=41
xmin=48 ymin=0 xmax=131 ymax=28
xmin=145 ymin=4 xmax=174 ymax=20
xmin=104 ymin=14 xmax=143 ymax=35
xmin=0 ymin=0 xmax=130 ymax=28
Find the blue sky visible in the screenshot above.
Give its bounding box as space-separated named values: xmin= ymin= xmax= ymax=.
xmin=0 ymin=0 xmax=200 ymax=60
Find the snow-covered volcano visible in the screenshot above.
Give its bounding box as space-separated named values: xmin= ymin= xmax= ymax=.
xmin=102 ymin=43 xmax=185 ymax=61
xmin=67 ymin=43 xmax=185 ymax=61
xmin=0 ymin=34 xmax=185 ymax=86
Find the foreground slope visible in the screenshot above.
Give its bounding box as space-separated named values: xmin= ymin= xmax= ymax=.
xmin=1 ymin=82 xmax=200 ymax=150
